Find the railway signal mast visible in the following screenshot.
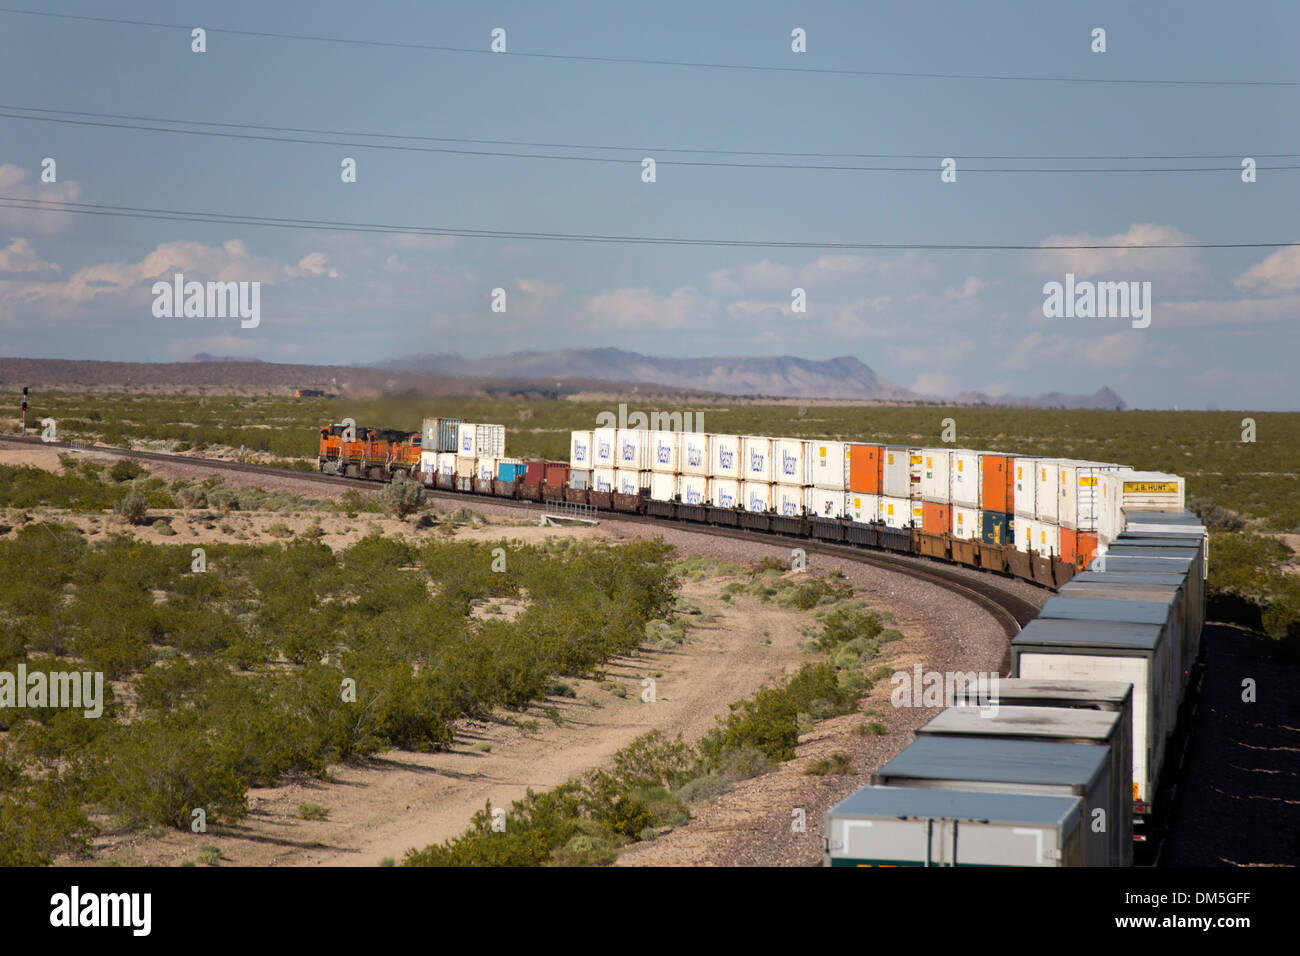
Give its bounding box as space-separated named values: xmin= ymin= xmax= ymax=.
xmin=20 ymin=386 xmax=28 ymax=435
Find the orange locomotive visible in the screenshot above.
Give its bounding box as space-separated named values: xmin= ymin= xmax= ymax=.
xmin=318 ymin=422 xmax=420 ymax=480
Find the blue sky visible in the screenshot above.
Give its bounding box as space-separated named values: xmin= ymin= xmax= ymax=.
xmin=0 ymin=1 xmax=1296 ymax=408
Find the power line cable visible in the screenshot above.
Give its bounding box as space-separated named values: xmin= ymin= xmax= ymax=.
xmin=1 ymin=7 xmax=1296 ymax=87
xmin=2 ymin=195 xmax=1293 ymax=250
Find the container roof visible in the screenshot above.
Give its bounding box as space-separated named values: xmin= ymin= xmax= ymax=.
xmin=875 ymin=737 xmax=1108 ymax=787
xmin=1091 ymin=556 xmax=1195 ymax=573
xmin=1014 ymin=617 xmax=1163 ymax=650
xmin=827 ymin=786 xmax=1081 ymax=826
xmin=918 ymin=705 xmax=1120 ymax=739
xmin=1072 ymin=571 xmax=1186 ymax=585
xmin=1040 ymin=596 xmax=1174 ymax=624
xmin=1125 ymin=509 xmax=1201 ymax=524
xmin=957 ymin=678 xmax=1132 ymax=704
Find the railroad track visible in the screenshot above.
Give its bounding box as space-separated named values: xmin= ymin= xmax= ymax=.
xmin=2 ymin=434 xmax=1035 ymax=652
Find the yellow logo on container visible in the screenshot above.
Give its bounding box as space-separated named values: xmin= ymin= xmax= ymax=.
xmin=1079 ymin=476 xmax=1097 ymax=487
xmin=1132 ymin=782 xmax=1140 ymax=799
xmin=1124 ymin=481 xmax=1178 ymax=494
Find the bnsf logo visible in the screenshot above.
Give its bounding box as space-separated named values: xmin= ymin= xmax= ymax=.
xmin=687 ymin=447 xmax=703 ymax=467
xmin=596 ymin=477 xmax=611 ymax=492
xmin=749 ymin=448 xmax=766 ymax=472
xmin=597 ymin=440 xmax=612 ymax=460
xmin=574 ymin=444 xmax=587 ymax=462
xmin=462 ymin=436 xmax=472 ymax=452
xmin=621 ymin=441 xmax=636 ymax=462
xmin=782 ymin=450 xmax=798 ymax=476
xmin=782 ymin=499 xmax=798 ymax=516
xmin=719 ymin=492 xmax=735 ymax=507
xmin=657 ymin=441 xmax=671 ymax=464
xmin=718 ymin=448 xmax=735 ymax=469
xmin=749 ymin=492 xmax=764 ymax=510
xmin=686 ymin=487 xmax=702 ymax=504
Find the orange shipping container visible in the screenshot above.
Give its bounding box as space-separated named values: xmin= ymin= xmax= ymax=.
xmin=1076 ymin=532 xmax=1099 ymax=566
xmin=848 ymin=444 xmax=883 ymax=494
xmin=923 ymin=501 xmax=952 ymax=535
xmin=1060 ymin=527 xmax=1078 ymax=563
xmin=980 ymin=455 xmax=1013 ymax=512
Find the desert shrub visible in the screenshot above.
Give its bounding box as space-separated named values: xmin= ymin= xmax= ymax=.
xmin=109 ymin=459 xmax=146 ymax=482
xmin=380 ymin=475 xmax=426 ymax=518
xmin=819 ymin=604 xmax=883 ymax=651
xmin=176 ymin=486 xmax=207 ymax=509
xmin=804 ymin=752 xmax=854 ymax=775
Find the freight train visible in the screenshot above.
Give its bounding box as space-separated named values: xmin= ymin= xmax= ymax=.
xmin=317 ymin=417 xmax=1207 ymax=865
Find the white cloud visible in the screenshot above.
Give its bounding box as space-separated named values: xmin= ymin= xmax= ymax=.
xmin=1005 ymin=330 xmax=1146 ymax=370
xmin=1234 ymin=246 xmax=1300 ymax=295
xmin=1029 ymin=223 xmax=1201 ymax=279
xmin=0 ymin=238 xmax=58 ymax=273
xmin=909 ymin=370 xmax=958 ymax=396
xmin=0 ymin=164 xmax=84 ymax=235
xmin=886 ymin=339 xmax=974 ymax=368
xmin=580 ymin=285 xmax=704 ymax=331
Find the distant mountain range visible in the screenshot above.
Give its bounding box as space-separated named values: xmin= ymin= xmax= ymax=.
xmin=380 ymin=348 xmax=1126 ymax=408
xmin=0 ymin=350 xmax=1125 ymax=409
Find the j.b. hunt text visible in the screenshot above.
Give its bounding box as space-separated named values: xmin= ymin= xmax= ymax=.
xmin=152 ymin=272 xmax=261 ymax=328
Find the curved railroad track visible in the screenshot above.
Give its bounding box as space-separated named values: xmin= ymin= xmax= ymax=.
xmin=2 ymin=435 xmax=1037 ymax=653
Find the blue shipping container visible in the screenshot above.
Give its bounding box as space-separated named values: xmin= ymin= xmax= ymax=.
xmin=497 ymin=460 xmax=526 ymax=483
xmin=981 ymin=511 xmax=1013 ymax=545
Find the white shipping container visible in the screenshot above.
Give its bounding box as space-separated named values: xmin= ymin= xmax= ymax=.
xmin=475 ymin=424 xmax=505 ymax=459
xmin=741 ymin=481 xmax=772 ymax=513
xmin=1013 ymin=458 xmax=1037 ymax=519
xmin=679 ymin=474 xmax=709 ymax=506
xmin=880 ymin=495 xmax=913 ymax=529
xmin=805 ymin=487 xmax=847 ymax=519
xmin=1057 ymin=461 xmax=1126 ymax=531
xmin=1109 ymin=470 xmax=1186 ymax=513
xmin=615 ymin=429 xmax=650 ymax=470
xmin=847 ymin=493 xmax=879 ymax=524
xmin=920 ymin=448 xmax=952 ymax=503
xmin=774 ymin=439 xmax=807 ymax=485
xmin=476 ymin=458 xmax=497 ymax=482
xmin=951 ymin=449 xmax=981 ymax=508
xmin=710 ymin=434 xmax=742 ymax=478
xmin=650 ymin=430 xmax=680 ymax=473
xmin=437 ymin=452 xmax=456 ymax=477
xmin=615 ymin=469 xmax=641 ymax=495
xmin=1035 ymin=459 xmax=1062 ymax=523
xmin=680 ymin=432 xmax=710 ymax=476
xmin=952 ymin=505 xmax=979 ymax=540
xmin=569 ymin=430 xmax=594 ymax=469
xmin=742 ymin=436 xmax=774 ymax=482
xmin=649 ymin=472 xmax=677 ymax=502
xmin=911 ymin=500 xmax=925 ymax=526
xmin=418 ymin=450 xmax=438 ymax=484
xmin=807 ymin=440 xmax=848 ymax=490
xmin=882 ymin=447 xmax=913 ymax=499
xmin=710 ymin=478 xmax=740 ymax=510
xmin=591 ymin=468 xmax=616 ymax=494
xmin=457 ymin=423 xmax=477 ymax=458
xmin=774 ymin=484 xmax=806 ymax=517
xmin=592 ymin=428 xmax=617 ymax=469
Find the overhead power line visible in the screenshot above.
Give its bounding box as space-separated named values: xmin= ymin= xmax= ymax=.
xmin=2 ymin=106 xmax=1295 ymax=173
xmin=1 ymin=7 xmax=1296 ymax=88
xmin=5 ymin=103 xmax=1296 ymax=162
xmin=1 ymin=195 xmax=1294 ymax=251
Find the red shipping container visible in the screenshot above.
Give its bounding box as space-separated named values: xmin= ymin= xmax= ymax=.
xmin=980 ymin=455 xmax=1013 ymax=513
xmin=523 ymin=460 xmax=546 ymax=484
xmin=923 ymin=501 xmax=951 ymax=535
xmin=543 ymin=461 xmax=570 ymax=487
xmin=848 ymin=444 xmax=882 ymax=494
